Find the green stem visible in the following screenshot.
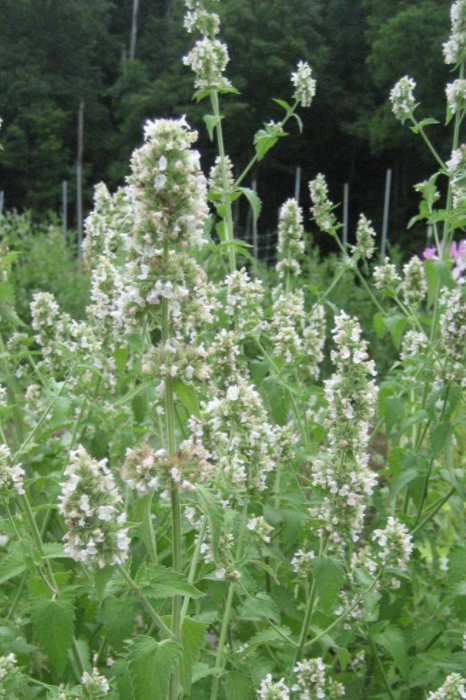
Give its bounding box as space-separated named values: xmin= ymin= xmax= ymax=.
xmin=180 ymin=516 xmax=207 ymax=627
xmin=370 ymin=635 xmax=396 ymax=700
xmin=19 ymin=493 xmax=58 ymax=594
xmin=119 ymin=566 xmax=176 ymax=640
xmin=411 ymin=488 xmax=455 ymax=536
xmin=210 ymin=502 xmax=249 ymax=700
xmin=410 ymin=116 xmax=446 ymax=171
xmin=293 ymin=581 xmax=317 ymax=666
xmin=316 ymin=266 xmax=346 ymax=306
xmin=235 ymin=101 xmax=298 ymax=189
xmin=161 ymin=253 xmax=183 ymax=700
xmin=210 ymin=90 xmax=236 ymax=273
xmin=414 ymin=382 xmax=451 ymax=527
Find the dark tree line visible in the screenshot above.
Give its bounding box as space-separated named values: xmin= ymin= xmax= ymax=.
xmin=0 ymin=0 xmax=454 ymax=253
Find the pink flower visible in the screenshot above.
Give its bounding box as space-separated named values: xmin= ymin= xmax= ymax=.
xmin=450 ymin=240 xmax=466 ymax=259
xmin=422 ymin=246 xmax=438 ymax=259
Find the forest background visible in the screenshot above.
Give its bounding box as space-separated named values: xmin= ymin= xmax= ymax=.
xmin=0 ymin=0 xmax=453 ymax=255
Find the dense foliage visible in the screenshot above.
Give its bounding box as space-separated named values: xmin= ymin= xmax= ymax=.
xmin=0 ymin=0 xmax=455 ymax=250
xmin=1 ymin=1 xmax=466 ymax=700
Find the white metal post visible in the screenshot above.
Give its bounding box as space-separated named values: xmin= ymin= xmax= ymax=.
xmin=381 ymin=168 xmax=392 ymax=260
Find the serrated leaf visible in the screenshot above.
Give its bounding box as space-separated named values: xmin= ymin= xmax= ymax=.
xmin=132 ymin=494 xmax=158 ymax=564
xmin=139 ymin=564 xmax=204 ymax=600
xmin=29 ymin=594 xmax=75 ymax=674
xmin=128 ymin=636 xmax=183 ymax=700
xmin=238 ymin=187 xmax=262 ymax=223
xmin=94 ymin=565 xmax=116 ymax=604
xmin=310 ymin=556 xmax=346 ymax=614
xmin=384 ymin=396 xmax=405 ymax=435
xmin=429 ymin=423 xmax=453 ymax=458
xmin=195 ymin=486 xmax=224 ymax=562
xmin=172 ymin=378 xmax=201 ymax=419
xmin=373 ymin=312 xmax=386 ymax=339
xmin=179 ymin=617 xmax=207 ymax=694
xmin=224 ymin=671 xmax=254 ymax=700
xmin=113 ymin=657 xmax=134 ymax=700
xmin=253 ymin=131 xmax=279 ymax=160
xmin=42 ymin=543 xmax=70 ymax=559
xmin=373 ymin=625 xmax=409 ymax=678
xmin=245 ymin=626 xmax=292 ymax=650
xmin=102 ymin=596 xmax=137 ymax=651
xmin=204 ymin=114 xmax=223 ymax=141
xmin=0 ymin=543 xmax=26 ymax=584
xmin=239 ymin=593 xmax=280 ymax=623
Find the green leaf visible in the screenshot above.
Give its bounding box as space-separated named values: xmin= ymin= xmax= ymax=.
xmin=132 ymin=494 xmax=157 ymax=564
xmin=272 ymin=98 xmax=293 ymax=114
xmin=195 ymin=486 xmax=224 ymax=562
xmin=102 ymin=596 xmax=137 ymax=651
xmin=138 ymin=564 xmax=204 ymax=600
xmin=373 ymin=625 xmax=409 ymax=678
xmin=425 ymin=259 xmax=454 ymax=307
xmin=310 ymin=556 xmax=346 ymax=614
xmin=384 ymin=396 xmax=405 ymax=435
xmin=179 ymin=617 xmax=207 ymax=695
xmin=245 ymin=626 xmax=292 ymax=651
xmin=239 ymin=593 xmax=280 ymax=623
xmin=429 ymin=423 xmax=453 ymax=458
xmin=237 ymin=187 xmax=262 ymax=223
xmin=204 ymin=114 xmax=223 ymax=141
xmin=0 ymin=543 xmax=26 ymax=585
xmin=373 ymin=312 xmax=386 ymax=339
xmin=410 ymin=117 xmax=440 ymax=134
xmin=29 ymin=594 xmax=75 ymax=674
xmin=224 ymin=671 xmax=254 ymax=700
xmin=172 ymin=378 xmax=201 ymax=419
xmin=42 ymin=543 xmax=70 ymax=559
xmin=94 ymin=566 xmax=115 ymax=604
xmin=128 ymin=636 xmax=183 ymax=700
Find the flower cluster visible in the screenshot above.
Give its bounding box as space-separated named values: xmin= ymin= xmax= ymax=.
xmin=275 ymin=199 xmax=305 ymax=279
xmin=428 ymin=673 xmax=466 ymax=699
xmin=400 ymin=330 xmax=428 ymax=362
xmin=402 ymin=256 xmax=427 ymax=306
xmin=443 ymin=0 xmax=466 ymax=64
xmin=209 ymin=154 xmax=234 ymax=193
xmin=372 ymin=516 xmax=413 ymax=572
xmin=83 ymin=183 xmax=132 ymax=264
xmin=0 ymin=384 xmax=6 ymax=410
xmin=292 ymin=658 xmax=345 ymax=700
xmin=247 ymin=515 xmax=274 ymax=544
xmin=187 ymin=379 xmax=276 ymax=496
xmin=307 ymin=313 xmax=378 ymax=549
xmin=59 ymin=446 xmax=130 ymax=567
xmin=291 ymin=61 xmax=316 ymax=108
xmin=269 ymin=290 xmax=325 ymax=379
xmin=141 ymin=339 xmax=210 ymax=388
xmin=446 ymin=145 xmax=466 ymax=175
xmin=127 ymin=117 xmax=208 ymax=252
xmin=207 ymin=329 xmax=245 ymax=393
xmin=291 ymin=549 xmax=315 ymax=578
xmin=258 ymin=674 xmax=290 ymax=700
xmin=0 ymin=653 xmax=27 ymax=699
xmin=373 ymin=258 xmax=401 ymax=296
xmin=354 ymin=214 xmax=376 ymax=260
xmin=438 ymin=287 xmax=466 ymax=384
xmin=309 ymin=174 xmax=337 ymax=233
xmin=0 ymin=444 xmax=25 ymax=496
xmin=122 ymin=443 xmax=214 ymax=497
xmin=446 ymin=79 xmax=466 ymax=114
xmin=183 ymin=38 xmax=231 ymax=92
xmin=81 ymin=667 xmax=110 ymax=697
xmin=224 ymin=268 xmax=265 ymax=339
xmin=390 ymin=76 xmax=416 ymax=121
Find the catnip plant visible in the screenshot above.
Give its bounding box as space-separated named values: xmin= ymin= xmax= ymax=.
xmin=0 ymin=1 xmax=466 ymax=700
